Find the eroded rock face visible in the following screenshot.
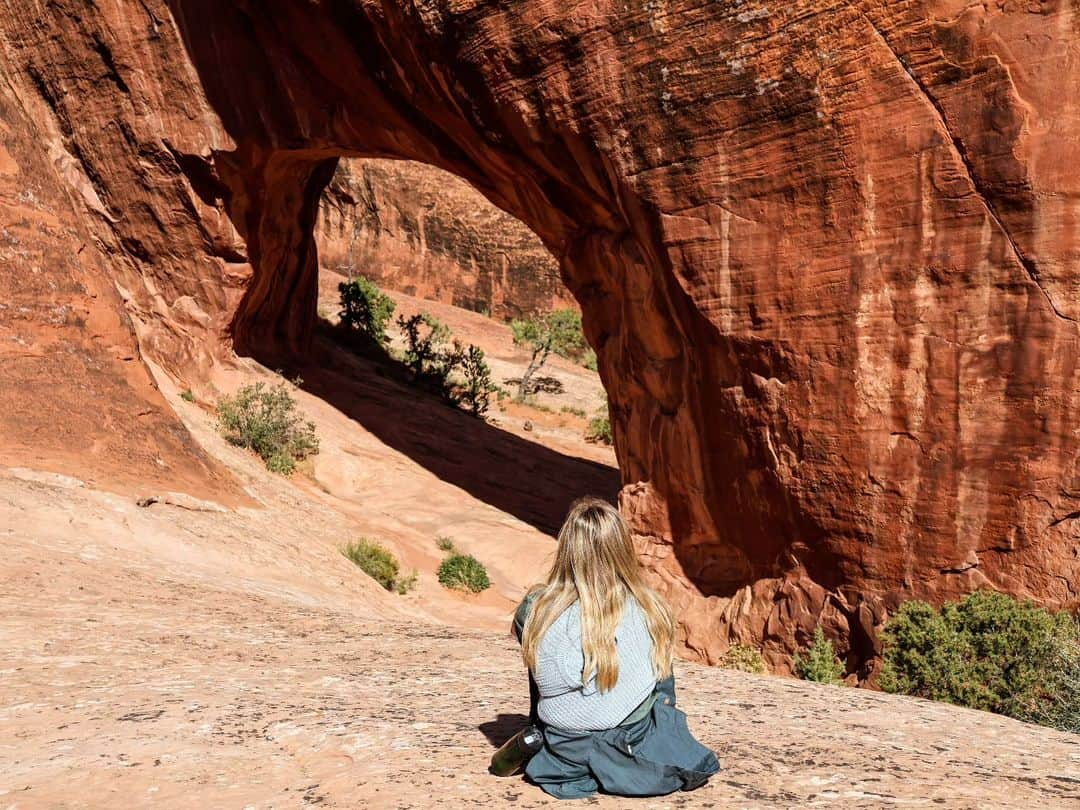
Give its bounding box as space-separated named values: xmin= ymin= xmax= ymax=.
xmin=317 ymin=159 xmax=571 ymax=320
xmin=1 ymin=0 xmax=1078 ymax=672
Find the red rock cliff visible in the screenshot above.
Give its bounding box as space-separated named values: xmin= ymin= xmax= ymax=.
xmin=1 ymin=0 xmax=1078 ymax=672
xmin=317 ymin=159 xmax=572 ymax=320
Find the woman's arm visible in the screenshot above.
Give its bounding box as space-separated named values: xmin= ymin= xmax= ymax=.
xmin=512 ymin=589 xmax=540 ymax=643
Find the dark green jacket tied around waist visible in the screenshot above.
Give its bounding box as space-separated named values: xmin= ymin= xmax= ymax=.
xmin=513 ymin=596 xmax=720 ymax=799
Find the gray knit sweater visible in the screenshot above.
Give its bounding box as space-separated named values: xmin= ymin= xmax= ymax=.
xmin=522 ymin=595 xmax=658 ymax=731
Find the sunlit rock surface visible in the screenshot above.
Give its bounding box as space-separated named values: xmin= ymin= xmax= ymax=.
xmin=0 ymin=0 xmax=1077 ymax=669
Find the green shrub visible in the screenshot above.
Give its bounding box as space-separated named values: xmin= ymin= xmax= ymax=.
xmin=398 ymin=312 xmax=451 ymax=376
xmin=342 ymin=539 xmax=415 ymax=593
xmin=719 ymin=643 xmax=768 ymax=674
xmin=561 ymin=405 xmax=587 ymax=418
xmin=217 ymin=381 xmax=319 ymax=474
xmin=1028 ymin=626 xmax=1079 ymax=734
xmin=880 ymin=591 xmax=1079 ymax=731
xmin=394 ymin=570 xmax=418 ymax=595
xmin=342 ymin=539 xmax=398 ymax=590
xmin=511 ymin=309 xmax=587 ymax=399
xmin=397 ymin=312 xmax=466 ymax=397
xmin=582 ymin=348 xmax=598 ymax=372
xmin=180 ymin=388 xmax=195 ymax=403
xmin=586 ymin=413 xmax=612 ymax=445
xmin=455 ymin=344 xmax=494 ymax=417
xmin=338 ymin=277 xmax=396 ymax=344
xmin=438 ymin=552 xmax=491 ymax=593
xmin=436 ymin=536 xmax=456 ymax=552
xmin=794 ymin=627 xmax=845 ymax=684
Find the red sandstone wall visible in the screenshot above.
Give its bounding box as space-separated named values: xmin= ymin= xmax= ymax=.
xmin=0 ymin=0 xmax=1077 ymax=673
xmin=317 ymin=159 xmax=572 ymax=320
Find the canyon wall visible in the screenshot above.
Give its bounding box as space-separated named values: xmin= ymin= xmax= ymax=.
xmin=1 ymin=0 xmax=1078 ymax=673
xmin=317 ymin=159 xmax=571 ymax=320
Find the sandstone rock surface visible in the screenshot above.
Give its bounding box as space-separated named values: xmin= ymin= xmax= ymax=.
xmin=317 ymin=159 xmax=572 ymax=320
xmin=2 ymin=467 xmax=1077 ymax=809
xmin=0 ymin=0 xmax=1078 ymax=670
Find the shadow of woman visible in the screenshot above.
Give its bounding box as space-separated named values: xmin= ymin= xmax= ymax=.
xmin=478 ymin=713 xmax=532 ymax=748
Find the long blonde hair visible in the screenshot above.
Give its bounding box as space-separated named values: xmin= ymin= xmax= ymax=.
xmin=520 ymin=496 xmax=675 ymax=692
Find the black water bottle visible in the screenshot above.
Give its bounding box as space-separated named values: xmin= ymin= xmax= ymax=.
xmin=489 ymin=725 xmax=543 ymax=776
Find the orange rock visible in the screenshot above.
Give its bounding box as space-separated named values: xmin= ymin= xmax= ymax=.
xmin=1 ymin=0 xmax=1078 ymax=671
xmin=317 ymin=159 xmax=572 ymax=320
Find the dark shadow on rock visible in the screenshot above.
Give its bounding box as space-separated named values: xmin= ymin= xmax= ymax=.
xmin=478 ymin=713 xmax=531 ymax=748
xmin=258 ymin=321 xmax=620 ymax=536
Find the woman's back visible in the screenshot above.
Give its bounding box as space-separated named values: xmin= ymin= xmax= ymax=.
xmin=511 ymin=496 xmax=718 ymax=799
xmin=531 ymin=595 xmax=657 ymax=731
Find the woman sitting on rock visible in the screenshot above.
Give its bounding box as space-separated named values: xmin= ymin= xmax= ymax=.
xmin=512 ymin=496 xmax=720 ymax=799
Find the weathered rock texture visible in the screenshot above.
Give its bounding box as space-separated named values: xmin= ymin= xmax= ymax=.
xmin=317 ymin=159 xmax=572 ymax=320
xmin=1 ymin=0 xmax=1078 ymax=671
xmin=4 ymin=470 xmax=1077 ymax=809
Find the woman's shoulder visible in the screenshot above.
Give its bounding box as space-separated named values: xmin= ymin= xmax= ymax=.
xmin=512 ymin=585 xmax=548 ymax=640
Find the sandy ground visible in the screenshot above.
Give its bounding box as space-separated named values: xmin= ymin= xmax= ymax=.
xmin=2 ymin=289 xmax=1078 ymax=808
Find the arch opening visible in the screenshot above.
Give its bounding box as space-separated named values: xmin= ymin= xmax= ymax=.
xmin=301 ymin=155 xmax=620 ymax=535
xmin=165 ymin=0 xmax=1080 ymax=677
xmin=169 ymin=0 xmax=853 ymax=671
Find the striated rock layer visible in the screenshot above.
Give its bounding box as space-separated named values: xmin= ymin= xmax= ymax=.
xmin=317 ymin=159 xmax=572 ymax=320
xmin=0 ymin=0 xmax=1078 ymax=672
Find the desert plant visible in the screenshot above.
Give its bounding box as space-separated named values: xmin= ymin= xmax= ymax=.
xmin=217 ymin=380 xmax=319 ymax=474
xmin=794 ymin=627 xmax=845 ymax=685
xmin=436 ymin=536 xmax=456 ymax=552
xmin=394 ymin=570 xmax=419 ymax=595
xmin=342 ymin=539 xmax=398 ymax=590
xmin=719 ymin=643 xmax=768 ymax=674
xmin=455 ymin=343 xmax=495 ymax=417
xmin=180 ymin=388 xmax=195 ymax=403
xmin=561 ymin=405 xmax=587 ymax=418
xmin=1027 ymin=622 xmax=1079 ymax=734
xmin=880 ymin=591 xmax=1079 ymax=731
xmin=582 ymin=348 xmax=598 ymax=372
xmin=398 ymin=312 xmax=451 ymax=374
xmin=397 ymin=312 xmax=465 ymax=398
xmin=586 ymin=414 xmax=613 ymax=444
xmin=585 ymin=395 xmax=613 ymax=445
xmin=511 ymin=309 xmax=587 ymax=400
xmin=338 ymin=277 xmax=396 ymax=345
xmin=342 ymin=539 xmax=415 ymax=593
xmin=437 ymin=552 xmax=491 ymax=593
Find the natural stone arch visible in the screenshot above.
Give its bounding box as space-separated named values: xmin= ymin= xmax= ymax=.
xmin=164 ymin=0 xmax=1080 ymax=674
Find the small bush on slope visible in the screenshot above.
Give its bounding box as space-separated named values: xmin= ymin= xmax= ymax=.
xmin=794 ymin=627 xmax=845 ymax=685
xmin=586 ymin=396 xmax=613 ymax=445
xmin=880 ymin=590 xmax=1079 ymax=732
xmin=455 ymin=343 xmax=495 ymax=417
xmin=719 ymin=643 xmax=768 ymax=674
xmin=437 ymin=553 xmax=491 ymax=593
xmin=436 ymin=536 xmax=456 ymax=552
xmin=586 ymin=413 xmax=613 ymax=445
xmin=398 ymin=312 xmax=453 ymax=380
xmin=217 ymin=380 xmax=319 ymax=475
xmin=338 ymin=277 xmax=396 ymax=345
xmin=342 ymin=539 xmax=415 ymax=594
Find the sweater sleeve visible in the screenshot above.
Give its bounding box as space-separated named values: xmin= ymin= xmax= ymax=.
xmin=513 ymin=591 xmax=538 ymax=644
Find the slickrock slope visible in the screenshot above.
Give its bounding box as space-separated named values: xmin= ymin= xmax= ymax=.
xmin=2 ymin=466 xmax=1077 ymax=809
xmin=0 ymin=1 xmax=1078 ymax=669
xmin=317 ymin=159 xmax=572 ymax=320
